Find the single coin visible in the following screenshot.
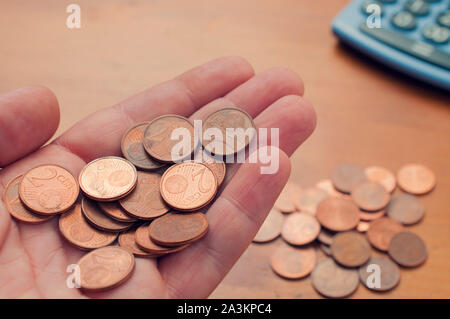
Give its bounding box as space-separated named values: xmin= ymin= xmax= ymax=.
xmin=331 ymin=231 xmax=371 ymax=267
xmin=320 ymin=244 xmax=332 ymax=256
xmin=143 ymin=114 xmax=197 ymax=163
xmin=387 ymin=193 xmax=425 ymax=225
xmin=281 ymin=213 xmax=321 ymax=246
xmin=316 ymin=179 xmax=344 ymax=198
xmin=365 ymin=166 xmax=396 ymax=193
xmin=317 ymin=229 xmax=335 ymax=246
xmin=397 ymin=163 xmax=436 ymax=195
xmin=357 ymin=221 xmax=370 ymax=232
xmin=160 ymin=162 xmax=217 ymax=211
xmin=296 ymin=187 xmax=328 ymax=215
xmin=202 ymin=107 xmax=256 ymax=156
xmin=316 ymin=197 xmax=360 ymax=231
xmin=389 ymin=232 xmax=427 ymax=267
xmin=274 ymin=182 xmax=302 ymax=213
xmin=4 ymin=175 xmax=53 ymax=224
xmin=312 ymin=258 xmax=359 ymax=298
xmin=77 ymin=246 xmax=135 ymax=292
xmin=119 ymin=171 xmax=169 ymax=220
xmin=270 ymin=244 xmax=316 ymax=279
xmin=81 ymin=197 xmax=133 ymax=232
xmin=121 ymin=122 xmax=166 ymax=171
xmin=135 ymin=223 xmax=188 ymax=254
xmin=331 ymin=163 xmax=367 ymax=193
xmin=359 ymin=257 xmax=400 ymax=292
xmin=253 ymin=209 xmax=284 ymax=243
xmin=149 ymin=212 xmax=208 ymax=247
xmin=98 ymin=201 xmax=136 ymax=222
xmin=59 ymin=204 xmax=117 ymax=250
xmin=193 ymin=148 xmax=226 ymax=187
xmin=366 ymin=217 xmax=403 ymax=251
xmin=19 ymin=164 xmax=79 ymax=215
xmin=118 ymin=228 xmax=156 ymax=258
xmin=359 ymin=209 xmax=386 ymax=221
xmin=351 ymin=181 xmax=390 ymax=211
xmin=79 ymin=156 xmax=138 ymax=201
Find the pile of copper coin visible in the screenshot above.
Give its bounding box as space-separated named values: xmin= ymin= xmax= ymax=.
xmin=255 ymin=163 xmax=436 ymax=298
xmin=3 ymin=108 xmax=255 ymax=292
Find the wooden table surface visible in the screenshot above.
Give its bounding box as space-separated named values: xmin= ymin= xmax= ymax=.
xmin=1 ymin=0 xmax=449 ymax=298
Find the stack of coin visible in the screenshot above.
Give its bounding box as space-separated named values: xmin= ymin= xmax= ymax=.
xmin=257 ymin=162 xmax=435 ymax=298
xmin=4 ymin=108 xmax=255 ymax=292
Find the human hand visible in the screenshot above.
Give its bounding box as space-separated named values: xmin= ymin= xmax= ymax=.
xmin=0 ymin=57 xmax=315 ymax=298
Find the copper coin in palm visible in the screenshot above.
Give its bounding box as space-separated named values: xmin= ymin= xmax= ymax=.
xmin=365 ymin=166 xmax=396 ymax=193
xmin=143 ymin=114 xmax=197 ymax=163
xmin=387 ymin=194 xmax=425 ymax=225
xmin=281 ymin=213 xmax=320 ymax=246
xmin=118 ymin=228 xmax=156 ymax=258
xmin=253 ymin=209 xmax=284 ymax=243
xmin=81 ymin=197 xmax=133 ymax=232
xmin=296 ymin=187 xmax=328 ymax=215
xmin=312 ymin=258 xmax=359 ymax=298
xmin=119 ymin=171 xmax=169 ymax=220
xmin=135 ymin=223 xmax=188 ymax=255
xmin=160 ymin=162 xmax=217 ymax=211
xmin=351 ymin=181 xmax=390 ymax=211
xmin=79 ymin=156 xmax=138 ymax=201
xmin=366 ymin=217 xmax=403 ymax=251
xmin=331 ymin=231 xmax=371 ymax=267
xmin=317 ymin=229 xmax=335 ymax=246
xmin=270 ymin=244 xmax=316 ymax=279
xmin=77 ymin=246 xmax=135 ymax=292
xmin=121 ymin=122 xmax=166 ymax=171
xmin=359 ymin=257 xmax=400 ymax=292
xmin=331 ymin=163 xmax=367 ymax=194
xmin=274 ymin=182 xmax=302 ymax=213
xmin=202 ymin=107 xmax=255 ymax=156
xmin=359 ymin=209 xmax=386 ymax=221
xmin=59 ymin=204 xmax=117 ymax=250
xmin=397 ymin=163 xmax=436 ymax=195
xmin=19 ymin=164 xmax=79 ymax=215
xmin=149 ymin=212 xmax=208 ymax=246
xmin=316 ymin=197 xmax=360 ymax=231
xmin=4 ymin=175 xmax=53 ymax=224
xmin=98 ymin=201 xmax=136 ymax=222
xmin=388 ymin=232 xmax=427 ymax=267
xmin=193 ymin=148 xmax=226 ymax=187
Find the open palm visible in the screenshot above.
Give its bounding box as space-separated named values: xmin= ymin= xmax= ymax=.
xmin=0 ymin=57 xmax=315 ymax=298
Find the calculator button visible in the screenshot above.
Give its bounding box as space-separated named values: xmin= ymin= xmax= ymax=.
xmin=362 ymin=1 xmax=384 ymax=15
xmin=437 ymin=10 xmax=450 ymax=28
xmin=392 ymin=11 xmax=417 ymax=29
xmin=404 ymin=0 xmax=430 ymax=16
xmin=423 ymin=24 xmax=450 ymax=43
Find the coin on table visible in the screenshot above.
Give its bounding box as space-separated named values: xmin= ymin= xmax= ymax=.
xmin=316 ymin=197 xmax=360 ymax=231
xmin=253 ymin=209 xmax=284 ymax=243
xmin=118 ymin=228 xmax=156 ymax=258
xmin=316 ymin=179 xmax=343 ymax=198
xmin=149 ymin=212 xmax=208 ymax=247
xmin=365 ymin=166 xmax=396 ymax=193
xmin=388 ymin=232 xmax=427 ymax=267
xmin=121 ymin=122 xmax=166 ymax=171
xmin=270 ymin=244 xmax=316 ymax=279
xmin=312 ymin=258 xmax=359 ymax=298
xmin=143 ymin=114 xmax=197 ymax=163
xmin=4 ymin=175 xmax=53 ymax=224
xmin=356 ymin=221 xmax=370 ymax=233
xmin=274 ymin=182 xmax=302 ymax=213
xmin=202 ymin=107 xmax=255 ymax=156
xmin=366 ymin=217 xmax=404 ymax=251
xmin=135 ymin=223 xmax=188 ymax=255
xmin=98 ymin=201 xmax=136 ymax=222
xmin=79 ymin=156 xmax=137 ymax=201
xmin=359 ymin=209 xmax=386 ymax=221
xmin=160 ymin=162 xmax=217 ymax=211
xmin=81 ymin=197 xmax=133 ymax=232
xmin=397 ymin=163 xmax=436 ymax=195
xmin=19 ymin=164 xmax=79 ymax=215
xmin=317 ymin=229 xmax=335 ymax=246
xmin=331 ymin=163 xmax=367 ymax=193
xmin=387 ymin=193 xmax=425 ymax=225
xmin=359 ymin=257 xmax=400 ymax=292
xmin=59 ymin=204 xmax=117 ymax=250
xmin=351 ymin=181 xmax=390 ymax=211
xmin=296 ymin=187 xmax=328 ymax=215
xmin=119 ymin=171 xmax=169 ymax=220
xmin=77 ymin=246 xmax=135 ymax=292
xmin=281 ymin=212 xmax=321 ymax=246
xmin=331 ymin=231 xmax=371 ymax=267
xmin=193 ymin=148 xmax=226 ymax=187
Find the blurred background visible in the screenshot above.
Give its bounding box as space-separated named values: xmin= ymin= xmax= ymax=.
xmin=1 ymin=0 xmax=449 ymax=298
